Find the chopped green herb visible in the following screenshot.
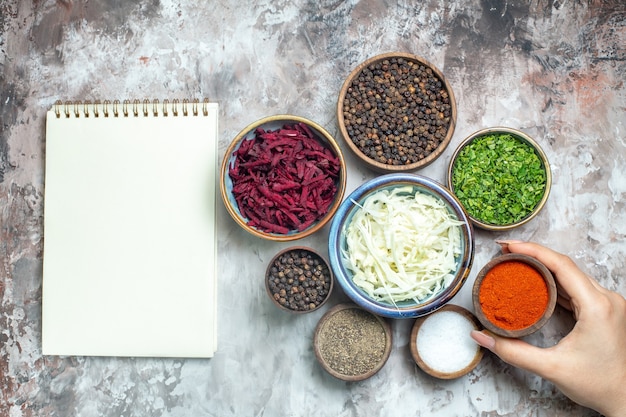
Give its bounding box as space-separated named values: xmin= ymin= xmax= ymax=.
xmin=451 ymin=133 xmax=547 ymax=225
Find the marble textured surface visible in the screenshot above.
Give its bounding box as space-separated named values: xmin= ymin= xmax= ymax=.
xmin=1 ymin=1 xmax=625 ymax=416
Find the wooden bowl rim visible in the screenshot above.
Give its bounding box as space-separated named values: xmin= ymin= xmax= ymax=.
xmin=446 ymin=126 xmax=552 ymax=231
xmin=409 ymin=304 xmax=484 ymax=379
xmin=220 ymin=114 xmax=347 ymax=241
xmin=313 ymin=303 xmax=393 ymax=381
xmin=336 ymin=52 xmax=457 ymax=173
xmin=471 ymin=253 xmax=557 ymax=338
xmin=265 ymin=246 xmax=334 ymax=314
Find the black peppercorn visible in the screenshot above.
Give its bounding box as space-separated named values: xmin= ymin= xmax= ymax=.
xmin=267 ymin=249 xmax=332 ymax=312
xmin=343 ymin=56 xmax=452 ymax=166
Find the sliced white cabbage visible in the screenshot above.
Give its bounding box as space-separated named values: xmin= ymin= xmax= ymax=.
xmin=342 ymin=186 xmax=463 ymax=305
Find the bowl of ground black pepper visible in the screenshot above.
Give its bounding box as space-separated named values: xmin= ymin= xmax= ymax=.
xmin=265 ymin=246 xmax=334 ymax=313
xmin=337 ymin=52 xmax=457 ymax=173
xmin=313 ymin=303 xmax=392 ymax=381
xmin=447 ymin=127 xmax=552 ymax=231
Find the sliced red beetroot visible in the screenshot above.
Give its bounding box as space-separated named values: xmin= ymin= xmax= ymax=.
xmin=229 ymin=122 xmax=341 ymax=234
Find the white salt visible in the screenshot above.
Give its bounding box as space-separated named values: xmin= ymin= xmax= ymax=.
xmin=416 ymin=310 xmax=479 ymax=373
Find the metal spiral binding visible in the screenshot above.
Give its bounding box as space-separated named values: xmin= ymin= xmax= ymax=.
xmin=53 ymin=98 xmax=211 ymax=118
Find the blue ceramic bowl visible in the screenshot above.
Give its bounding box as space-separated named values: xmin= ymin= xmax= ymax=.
xmin=328 ymin=174 xmax=474 ymax=319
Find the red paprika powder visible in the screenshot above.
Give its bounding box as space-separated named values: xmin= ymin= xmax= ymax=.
xmin=478 ymin=260 xmax=549 ymax=330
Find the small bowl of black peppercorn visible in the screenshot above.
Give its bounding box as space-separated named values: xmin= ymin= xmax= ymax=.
xmin=337 ymin=52 xmax=457 ymax=173
xmin=265 ymin=246 xmax=334 ymax=314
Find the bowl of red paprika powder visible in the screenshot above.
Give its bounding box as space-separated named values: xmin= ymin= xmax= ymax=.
xmin=472 ymin=253 xmax=557 ymax=338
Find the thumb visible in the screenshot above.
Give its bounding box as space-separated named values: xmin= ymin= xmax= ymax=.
xmin=471 ymin=330 xmax=553 ymax=377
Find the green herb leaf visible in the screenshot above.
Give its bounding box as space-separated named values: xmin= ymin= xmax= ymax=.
xmin=451 ymin=133 xmax=547 ymax=225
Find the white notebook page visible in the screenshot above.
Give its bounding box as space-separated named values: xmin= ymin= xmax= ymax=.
xmin=42 ymin=100 xmax=218 ymax=358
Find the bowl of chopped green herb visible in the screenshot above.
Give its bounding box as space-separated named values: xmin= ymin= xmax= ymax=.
xmin=447 ymin=127 xmax=552 ymax=231
xmin=221 ymin=115 xmax=347 ymax=241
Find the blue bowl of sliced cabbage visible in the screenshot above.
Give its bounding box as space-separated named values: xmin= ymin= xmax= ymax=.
xmin=328 ymin=173 xmax=475 ymax=319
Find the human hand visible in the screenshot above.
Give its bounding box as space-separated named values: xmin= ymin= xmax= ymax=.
xmin=470 ymin=241 xmax=626 ymax=417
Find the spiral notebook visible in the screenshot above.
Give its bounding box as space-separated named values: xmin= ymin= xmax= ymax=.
xmin=42 ymin=99 xmax=218 ymax=358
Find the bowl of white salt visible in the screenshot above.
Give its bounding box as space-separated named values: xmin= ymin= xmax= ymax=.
xmin=410 ymin=304 xmax=484 ymax=379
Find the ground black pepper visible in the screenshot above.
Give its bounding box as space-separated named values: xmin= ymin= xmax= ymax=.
xmin=316 ymin=308 xmax=387 ymax=376
xmin=267 ymin=249 xmax=332 ymax=312
xmin=342 ymin=57 xmax=452 ymax=166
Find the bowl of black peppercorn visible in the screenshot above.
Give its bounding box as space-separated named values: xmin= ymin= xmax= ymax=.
xmin=337 ymin=52 xmax=457 ymax=173
xmin=265 ymin=246 xmax=334 ymax=314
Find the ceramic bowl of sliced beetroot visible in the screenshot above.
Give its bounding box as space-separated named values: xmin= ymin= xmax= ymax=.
xmin=220 ymin=115 xmax=348 ymax=241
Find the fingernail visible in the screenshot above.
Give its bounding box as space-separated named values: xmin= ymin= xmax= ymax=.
xmin=495 ymin=239 xmax=524 ymax=246
xmin=471 ymin=330 xmax=496 ymax=350
xmin=495 ymin=239 xmax=524 ymax=250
